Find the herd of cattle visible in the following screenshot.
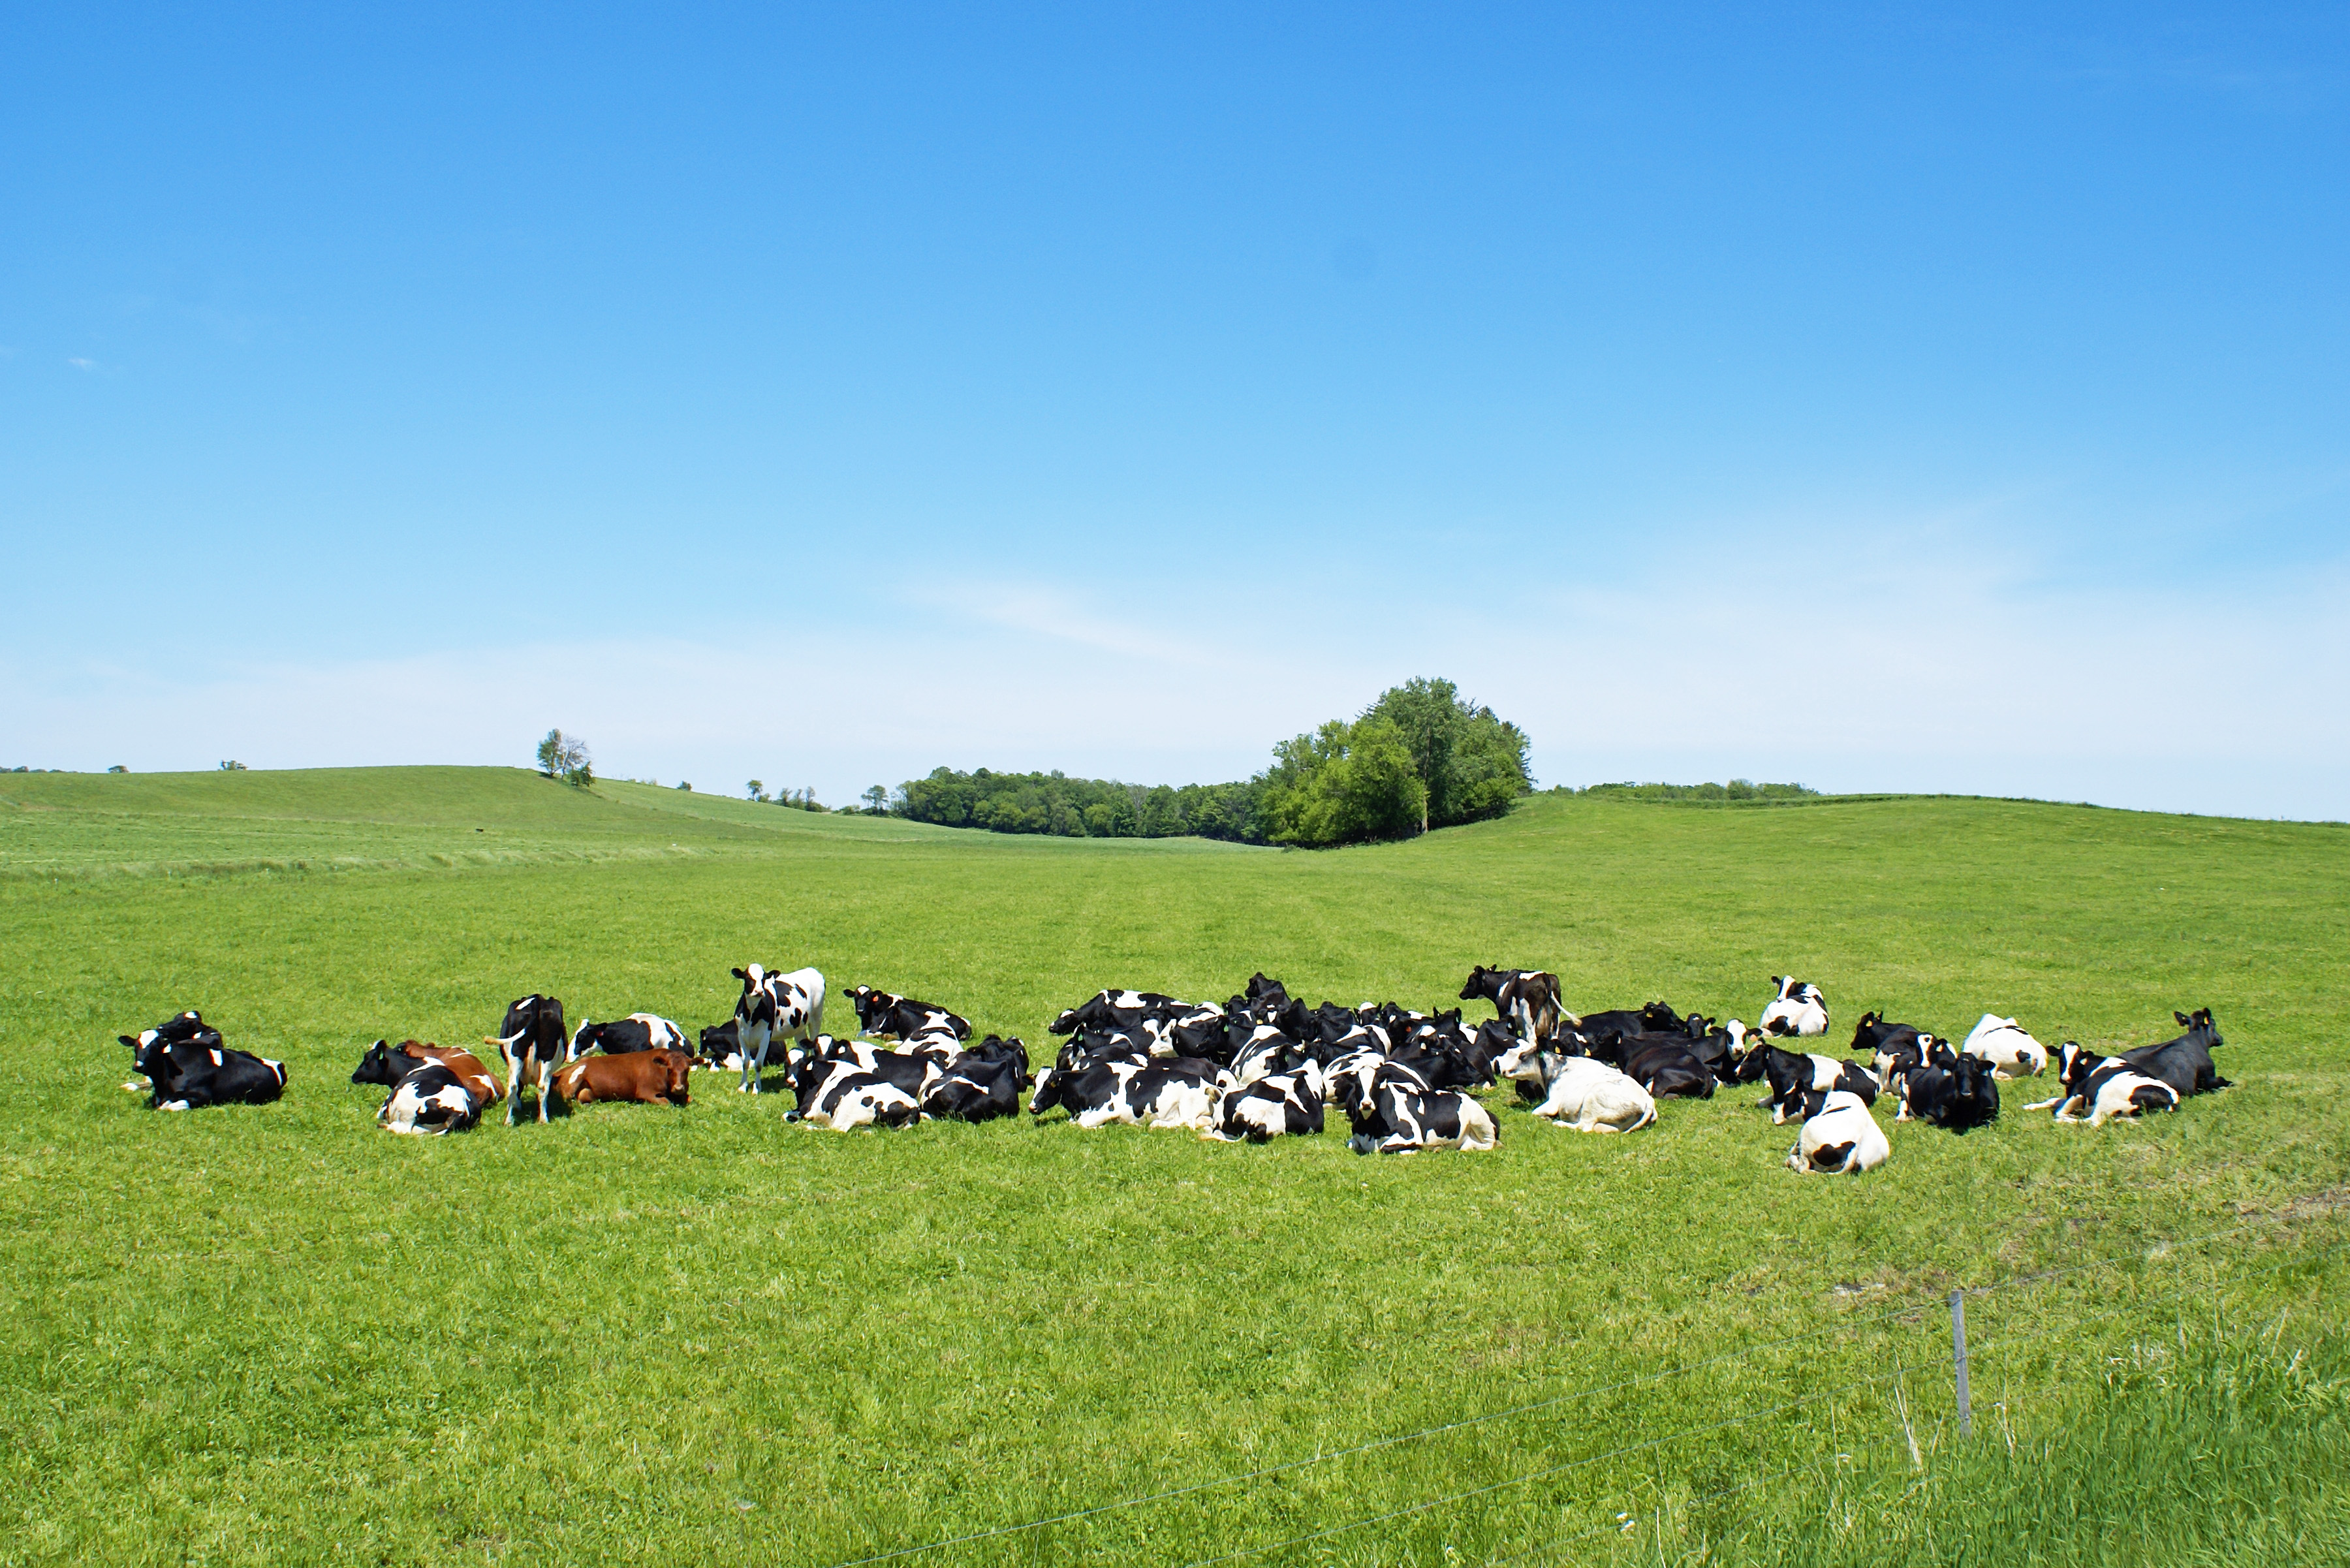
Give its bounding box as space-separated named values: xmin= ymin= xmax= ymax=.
xmin=114 ymin=964 xmax=2232 ymax=1172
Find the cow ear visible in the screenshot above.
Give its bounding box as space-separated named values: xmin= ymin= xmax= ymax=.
xmin=2174 ymin=1011 xmax=2191 ymax=1027
xmin=118 ymin=1035 xmax=139 ymax=1048
xmin=732 ymin=968 xmax=748 ymax=980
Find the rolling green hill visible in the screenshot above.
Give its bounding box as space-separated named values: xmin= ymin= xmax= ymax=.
xmin=2 ymin=768 xmax=2345 ymax=1565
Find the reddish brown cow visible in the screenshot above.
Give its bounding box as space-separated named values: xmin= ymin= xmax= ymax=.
xmin=400 ymin=1041 xmax=505 ymax=1104
xmin=553 ymin=1047 xmax=691 ymax=1107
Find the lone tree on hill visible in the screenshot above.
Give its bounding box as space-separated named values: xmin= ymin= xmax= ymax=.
xmin=537 ymin=729 xmax=593 ymax=789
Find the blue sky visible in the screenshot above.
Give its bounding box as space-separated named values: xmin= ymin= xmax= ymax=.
xmin=5 ymin=5 xmax=2345 ymax=817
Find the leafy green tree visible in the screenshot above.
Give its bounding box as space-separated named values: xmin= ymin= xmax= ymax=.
xmin=537 ymin=729 xmax=592 ymax=788
xmin=1366 ymin=678 xmax=1530 ymax=828
xmin=1260 ymin=716 xmax=1426 ymax=847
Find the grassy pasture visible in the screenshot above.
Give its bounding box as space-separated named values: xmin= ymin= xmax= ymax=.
xmin=1 ymin=768 xmax=2345 ymax=1565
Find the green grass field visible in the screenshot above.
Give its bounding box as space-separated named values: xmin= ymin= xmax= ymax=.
xmin=3 ymin=768 xmax=2346 ymax=1566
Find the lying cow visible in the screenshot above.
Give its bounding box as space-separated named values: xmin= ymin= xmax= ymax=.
xmin=1030 ymin=1059 xmax=1217 ymax=1130
xmin=1961 ymin=1014 xmax=2048 ymax=1078
xmin=125 ymin=1030 xmax=286 ymax=1111
xmin=1759 ymin=976 xmax=1829 ymax=1038
xmin=352 ymin=1039 xmax=504 ymax=1135
xmin=2120 ymin=1009 xmax=2229 ymax=1100
xmin=1785 ymin=1090 xmax=1888 ymax=1174
xmin=484 ymin=992 xmax=567 ymax=1125
xmin=1496 ymin=1042 xmax=1656 ymax=1133
xmin=730 ymin=964 xmax=826 ymax=1093
xmin=922 ymin=1036 xmax=1030 ymax=1123
xmin=1749 ymin=1043 xmax=1879 ymax=1123
xmin=847 ymin=985 xmax=973 ymax=1044
xmin=1205 ymin=1071 xmax=1324 ymax=1143
xmin=1345 ymin=1082 xmax=1497 ymax=1154
xmin=1048 ymin=989 xmax=1184 ymax=1036
xmin=1895 ymin=1052 xmax=1999 ymax=1133
xmin=570 ymin=1013 xmax=687 ymax=1056
xmin=553 ymin=1047 xmax=691 ymax=1108
xmin=1459 ymin=965 xmax=1564 ymax=1043
xmin=2028 ymin=1043 xmax=2180 ymax=1127
xmin=118 ymin=1009 xmax=222 ymax=1090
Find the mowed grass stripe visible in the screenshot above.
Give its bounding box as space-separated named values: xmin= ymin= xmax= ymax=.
xmin=1 ymin=769 xmax=2345 ymax=1564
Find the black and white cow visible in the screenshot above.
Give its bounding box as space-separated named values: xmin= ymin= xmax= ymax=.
xmin=2120 ymin=1009 xmax=2229 ymax=1100
xmin=1459 ymin=965 xmax=1565 ymax=1043
xmin=1895 ymin=1051 xmax=2000 ymax=1133
xmin=847 ymin=985 xmax=973 ymax=1044
xmin=730 ymin=965 xmax=826 ymax=1093
xmin=1849 ymin=1014 xmax=1944 ymax=1096
xmin=922 ymin=1037 xmax=1030 ymax=1123
xmin=1029 ymin=1059 xmax=1218 ymax=1130
xmin=794 ymin=1037 xmax=945 ymax=1104
xmin=1205 ymin=1071 xmax=1325 ymax=1143
xmin=483 ymin=992 xmax=567 ymax=1125
xmin=125 ymin=1031 xmax=286 ymax=1111
xmin=2028 ymin=1043 xmax=2181 ymax=1127
xmin=1048 ymin=990 xmax=1183 ymax=1036
xmin=695 ymin=1019 xmax=743 ymax=1071
xmin=1759 ymin=976 xmax=1829 ymax=1038
xmin=1345 ymin=1080 xmax=1497 ymax=1153
xmin=117 ymin=1009 xmax=223 ymax=1093
xmin=784 ymin=1053 xmax=923 ymax=1130
xmin=570 ymin=1013 xmax=687 ymax=1056
xmin=352 ymin=1039 xmax=488 ymax=1135
xmin=1960 ymin=1014 xmax=2049 ymax=1078
xmin=1785 ymin=1089 xmax=1888 ymax=1174
xmin=1751 ymin=1044 xmax=1879 ymax=1123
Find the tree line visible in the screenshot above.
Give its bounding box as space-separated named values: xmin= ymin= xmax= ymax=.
xmin=894 ymin=678 xmax=1532 ymax=849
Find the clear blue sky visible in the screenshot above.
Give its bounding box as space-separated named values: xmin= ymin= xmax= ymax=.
xmin=5 ymin=5 xmax=2345 ymax=817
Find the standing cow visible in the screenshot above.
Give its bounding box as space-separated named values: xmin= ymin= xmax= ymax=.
xmin=1459 ymin=965 xmax=1565 ymax=1043
xmin=484 ymin=993 xmax=567 ymax=1125
xmin=730 ymin=965 xmax=826 ymax=1093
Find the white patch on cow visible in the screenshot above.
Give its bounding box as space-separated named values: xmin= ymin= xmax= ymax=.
xmin=1531 ymin=1058 xmax=1655 ymax=1133
xmin=1962 ymin=1013 xmax=2047 ymax=1078
xmin=1785 ymin=1091 xmax=1888 ymax=1174
xmin=160 ymin=1099 xmax=191 ymax=1111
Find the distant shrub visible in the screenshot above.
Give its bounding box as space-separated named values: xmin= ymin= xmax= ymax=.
xmin=217 ymin=760 xmax=247 ymax=771
xmin=107 ymin=764 xmax=127 ymax=774
xmin=676 ymin=781 xmax=692 ymax=792
xmin=537 ymin=730 xmax=593 ymax=789
xmin=1561 ymin=779 xmax=1821 ymax=803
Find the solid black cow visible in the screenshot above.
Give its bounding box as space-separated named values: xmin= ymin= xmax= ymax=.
xmin=126 ymin=1031 xmax=285 ymax=1110
xmin=1896 ymin=1052 xmax=2000 ymax=1133
xmin=1619 ymin=1036 xmax=1717 ymax=1099
xmin=1576 ymin=1001 xmax=1684 ymax=1050
xmin=2120 ymin=1009 xmax=2230 ymax=1100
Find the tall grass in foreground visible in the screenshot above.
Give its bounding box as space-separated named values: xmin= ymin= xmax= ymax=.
xmin=1687 ymin=1316 xmax=2350 ymax=1568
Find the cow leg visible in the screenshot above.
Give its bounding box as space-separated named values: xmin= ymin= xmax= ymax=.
xmin=537 ymin=1058 xmax=552 ymax=1122
xmin=503 ymin=1049 xmax=520 ymax=1125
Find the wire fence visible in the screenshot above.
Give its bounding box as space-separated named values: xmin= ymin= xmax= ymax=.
xmin=820 ymin=1212 xmax=2349 ymax=1568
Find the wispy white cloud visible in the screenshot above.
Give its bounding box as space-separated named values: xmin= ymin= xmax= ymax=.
xmin=2 ymin=528 xmax=2342 ymax=821
xmin=65 ymin=356 xmax=97 ymax=372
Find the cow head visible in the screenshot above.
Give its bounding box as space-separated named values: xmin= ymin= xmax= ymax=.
xmin=1027 ymin=1065 xmax=1065 ymax=1116
xmin=351 ymin=1038 xmax=423 ymax=1086
xmin=655 ymin=1048 xmax=692 ymax=1103
xmin=1458 ymin=966 xmax=1503 ymax=1003
xmin=2176 ymin=1008 xmax=2223 ymax=1049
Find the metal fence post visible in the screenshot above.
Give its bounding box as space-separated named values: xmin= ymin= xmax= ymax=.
xmin=1950 ymin=1290 xmax=1972 ymax=1438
